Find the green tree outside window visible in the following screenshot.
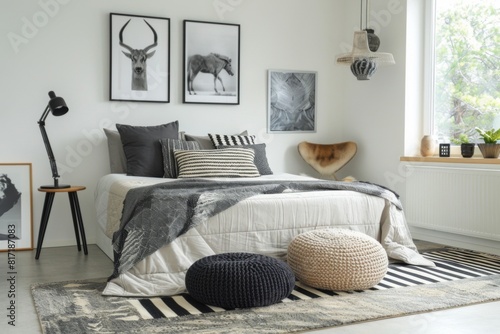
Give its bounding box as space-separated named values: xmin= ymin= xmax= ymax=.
xmin=433 ymin=0 xmax=500 ymax=143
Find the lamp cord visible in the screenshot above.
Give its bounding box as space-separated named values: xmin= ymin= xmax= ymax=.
xmin=360 ymin=0 xmax=363 ymax=30
xmin=366 ymin=0 xmax=370 ymax=30
xmin=360 ymin=0 xmax=371 ymax=30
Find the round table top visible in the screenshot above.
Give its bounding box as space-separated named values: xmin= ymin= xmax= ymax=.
xmin=38 ymin=186 xmax=86 ymax=193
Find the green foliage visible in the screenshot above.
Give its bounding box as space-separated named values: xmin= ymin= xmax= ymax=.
xmin=475 ymin=127 xmax=500 ymax=143
xmin=433 ymin=1 xmax=500 ymax=144
xmin=450 ymin=133 xmax=470 ymax=145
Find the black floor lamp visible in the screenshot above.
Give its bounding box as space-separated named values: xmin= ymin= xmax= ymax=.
xmin=38 ymin=91 xmax=70 ymax=189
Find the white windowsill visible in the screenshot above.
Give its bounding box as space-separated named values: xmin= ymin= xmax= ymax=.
xmin=400 ymin=156 xmax=500 ymax=165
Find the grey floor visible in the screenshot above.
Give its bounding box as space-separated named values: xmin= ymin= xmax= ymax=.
xmin=1 ymin=244 xmax=500 ymax=334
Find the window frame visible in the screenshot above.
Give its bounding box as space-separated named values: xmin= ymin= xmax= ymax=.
xmin=423 ymin=0 xmax=436 ymax=137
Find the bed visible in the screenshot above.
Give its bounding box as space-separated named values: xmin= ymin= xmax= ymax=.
xmin=96 ymin=123 xmax=432 ymax=297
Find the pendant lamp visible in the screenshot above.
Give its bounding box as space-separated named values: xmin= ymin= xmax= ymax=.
xmin=336 ymin=0 xmax=395 ymax=80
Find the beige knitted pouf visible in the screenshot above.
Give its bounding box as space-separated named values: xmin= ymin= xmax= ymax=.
xmin=287 ymin=229 xmax=388 ymax=291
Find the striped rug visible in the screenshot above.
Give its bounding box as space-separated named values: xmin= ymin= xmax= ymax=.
xmin=129 ymin=248 xmax=500 ymax=319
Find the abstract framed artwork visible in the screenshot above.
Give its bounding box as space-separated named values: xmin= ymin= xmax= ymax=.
xmin=183 ymin=20 xmax=240 ymax=104
xmin=0 ymin=163 xmax=33 ymax=251
xmin=268 ymin=70 xmax=317 ymax=133
xmin=110 ymin=13 xmax=170 ymax=103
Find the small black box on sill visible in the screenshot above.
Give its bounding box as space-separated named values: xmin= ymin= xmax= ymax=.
xmin=439 ymin=143 xmax=450 ymax=157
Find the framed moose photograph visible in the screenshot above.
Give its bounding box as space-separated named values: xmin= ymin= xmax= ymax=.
xmin=110 ymin=13 xmax=170 ymax=103
xmin=183 ymin=20 xmax=240 ymax=104
xmin=268 ymin=70 xmax=317 ymax=133
xmin=0 ymin=163 xmax=33 ymax=251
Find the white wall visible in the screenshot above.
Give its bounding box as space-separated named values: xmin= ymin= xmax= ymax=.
xmin=1 ymin=0 xmax=354 ymax=248
xmin=341 ymin=0 xmax=409 ymax=197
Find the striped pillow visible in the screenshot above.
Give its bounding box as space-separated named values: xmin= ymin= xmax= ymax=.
xmin=159 ymin=138 xmax=200 ymax=178
xmin=174 ymin=148 xmax=260 ymax=178
xmin=208 ymin=133 xmax=256 ymax=147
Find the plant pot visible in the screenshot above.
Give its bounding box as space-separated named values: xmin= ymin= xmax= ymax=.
xmin=460 ymin=143 xmax=475 ymax=158
xmin=477 ymin=143 xmax=500 ymax=158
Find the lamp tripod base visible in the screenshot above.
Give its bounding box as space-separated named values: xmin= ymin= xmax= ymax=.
xmin=41 ymin=178 xmax=71 ymax=189
xmin=40 ymin=184 xmax=71 ymax=189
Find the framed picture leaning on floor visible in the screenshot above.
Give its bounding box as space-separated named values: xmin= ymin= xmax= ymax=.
xmin=0 ymin=163 xmax=33 ymax=251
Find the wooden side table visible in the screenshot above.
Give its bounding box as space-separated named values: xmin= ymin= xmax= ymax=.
xmin=35 ymin=186 xmax=88 ymax=259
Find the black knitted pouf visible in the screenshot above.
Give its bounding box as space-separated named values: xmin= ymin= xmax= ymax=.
xmin=185 ymin=253 xmax=295 ymax=309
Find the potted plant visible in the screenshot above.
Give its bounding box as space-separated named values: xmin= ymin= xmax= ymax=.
xmin=451 ymin=134 xmax=475 ymax=158
xmin=475 ymin=127 xmax=500 ymax=158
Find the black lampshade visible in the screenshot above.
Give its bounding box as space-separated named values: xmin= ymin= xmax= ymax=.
xmin=48 ymin=91 xmax=68 ymax=116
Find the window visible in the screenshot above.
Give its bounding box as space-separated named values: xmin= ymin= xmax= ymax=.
xmin=427 ymin=0 xmax=500 ymax=144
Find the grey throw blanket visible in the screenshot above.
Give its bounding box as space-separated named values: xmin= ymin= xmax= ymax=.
xmin=109 ymin=179 xmax=402 ymax=280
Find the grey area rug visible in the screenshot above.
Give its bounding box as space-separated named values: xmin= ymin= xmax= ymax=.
xmin=32 ymin=250 xmax=500 ymax=334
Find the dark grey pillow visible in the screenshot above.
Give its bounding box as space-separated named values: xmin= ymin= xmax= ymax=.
xmin=116 ymin=121 xmax=179 ymax=177
xmin=218 ymin=143 xmax=273 ymax=175
xmin=159 ymin=138 xmax=200 ymax=178
xmin=103 ymin=128 xmax=127 ymax=174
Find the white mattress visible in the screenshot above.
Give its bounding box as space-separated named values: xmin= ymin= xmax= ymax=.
xmin=95 ymin=173 xmax=432 ymax=297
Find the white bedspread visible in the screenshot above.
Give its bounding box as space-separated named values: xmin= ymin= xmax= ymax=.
xmin=96 ymin=173 xmax=433 ymax=297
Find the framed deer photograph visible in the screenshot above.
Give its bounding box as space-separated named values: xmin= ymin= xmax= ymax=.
xmin=110 ymin=13 xmax=170 ymax=103
xmin=183 ymin=20 xmax=240 ymax=104
xmin=0 ymin=163 xmax=33 ymax=252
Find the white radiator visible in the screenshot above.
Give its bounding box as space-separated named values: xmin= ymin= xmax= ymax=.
xmin=404 ymin=165 xmax=500 ymax=242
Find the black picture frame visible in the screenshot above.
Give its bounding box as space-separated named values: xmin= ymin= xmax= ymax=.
xmin=183 ymin=20 xmax=240 ymax=104
xmin=110 ymin=13 xmax=170 ymax=103
xmin=268 ymin=70 xmax=317 ymax=133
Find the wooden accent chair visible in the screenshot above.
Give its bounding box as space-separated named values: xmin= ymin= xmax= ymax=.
xmin=298 ymin=141 xmax=357 ymax=180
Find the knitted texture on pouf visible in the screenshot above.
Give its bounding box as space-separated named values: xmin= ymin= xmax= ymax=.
xmin=287 ymin=229 xmax=388 ymax=291
xmin=185 ymin=253 xmax=295 ymax=309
